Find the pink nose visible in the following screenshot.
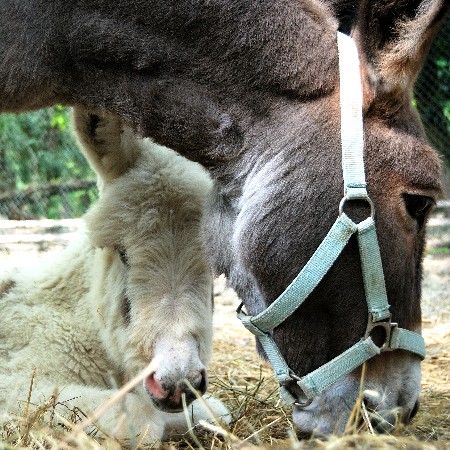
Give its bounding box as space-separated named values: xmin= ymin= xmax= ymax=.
xmin=144 ymin=370 xmax=208 ymax=412
xmin=145 ymin=372 xmax=170 ymax=400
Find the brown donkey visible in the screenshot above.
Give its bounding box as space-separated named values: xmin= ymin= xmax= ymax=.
xmin=0 ymin=0 xmax=448 ymax=435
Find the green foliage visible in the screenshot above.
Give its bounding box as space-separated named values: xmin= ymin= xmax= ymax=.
xmin=426 ymin=246 xmax=450 ymax=256
xmin=415 ymin=18 xmax=450 ymax=170
xmin=50 ymin=104 xmax=70 ymax=131
xmin=0 ymin=106 xmax=98 ymax=219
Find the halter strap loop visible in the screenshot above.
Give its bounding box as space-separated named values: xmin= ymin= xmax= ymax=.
xmin=390 ymin=327 xmax=426 ymax=359
xmin=357 ymin=218 xmax=391 ymax=320
xmin=296 ymin=337 xmax=381 ymax=399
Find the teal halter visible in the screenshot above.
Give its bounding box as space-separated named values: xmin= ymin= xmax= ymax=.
xmin=237 ymin=31 xmax=426 ymax=406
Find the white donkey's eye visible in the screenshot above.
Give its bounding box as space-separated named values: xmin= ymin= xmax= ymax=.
xmin=118 ymin=248 xmax=129 ymax=266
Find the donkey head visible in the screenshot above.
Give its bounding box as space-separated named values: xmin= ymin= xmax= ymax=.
xmin=72 ymin=107 xmax=213 ymax=412
xmin=198 ymin=1 xmax=447 ymax=434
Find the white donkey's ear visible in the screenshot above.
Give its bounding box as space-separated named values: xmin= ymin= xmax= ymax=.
xmin=72 ymin=106 xmax=141 ymax=184
xmin=352 ymin=0 xmax=450 ymax=100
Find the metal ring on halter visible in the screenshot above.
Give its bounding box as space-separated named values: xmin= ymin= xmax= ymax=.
xmin=339 ymin=195 xmax=375 ymax=219
xmin=288 ymin=371 xmax=314 ymax=408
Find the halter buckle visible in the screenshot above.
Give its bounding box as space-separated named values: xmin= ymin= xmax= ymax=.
xmin=364 ymin=313 xmax=397 ymax=352
xmin=288 ymin=371 xmax=314 ymax=408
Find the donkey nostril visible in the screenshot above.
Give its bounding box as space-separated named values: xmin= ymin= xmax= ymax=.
xmin=363 ymin=389 xmax=381 ymax=410
xmin=362 ymin=390 xmax=408 ymax=432
xmin=189 ymin=369 xmax=208 ymax=395
xmin=144 ymin=372 xmax=168 ymax=400
xmin=198 ymin=369 xmax=208 ymax=395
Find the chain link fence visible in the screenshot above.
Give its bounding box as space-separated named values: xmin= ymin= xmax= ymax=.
xmin=415 ymin=17 xmax=450 ymax=195
xmin=0 ymin=18 xmax=449 ymax=223
xmin=0 ymin=106 xmax=98 ymax=220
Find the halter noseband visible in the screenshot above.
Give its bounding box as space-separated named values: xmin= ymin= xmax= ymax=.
xmin=237 ymin=31 xmax=426 ymax=407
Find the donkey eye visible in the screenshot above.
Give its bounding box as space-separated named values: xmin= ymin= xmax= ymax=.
xmin=118 ymin=248 xmax=129 ymax=266
xmin=403 ymin=194 xmax=435 ymax=228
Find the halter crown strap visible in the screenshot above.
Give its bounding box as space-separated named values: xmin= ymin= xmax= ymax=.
xmin=337 ymin=31 xmax=367 ymax=200
xmin=237 ymin=31 xmax=426 ymax=406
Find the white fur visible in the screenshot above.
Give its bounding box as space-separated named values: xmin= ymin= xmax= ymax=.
xmin=0 ymin=108 xmax=230 ymax=443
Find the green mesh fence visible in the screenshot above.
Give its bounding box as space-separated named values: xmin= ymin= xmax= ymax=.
xmin=0 ymin=106 xmax=97 ymax=220
xmin=415 ymin=17 xmax=450 ymax=193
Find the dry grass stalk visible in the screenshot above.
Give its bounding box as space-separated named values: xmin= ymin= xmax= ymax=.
xmin=1 ymin=336 xmax=449 ymax=449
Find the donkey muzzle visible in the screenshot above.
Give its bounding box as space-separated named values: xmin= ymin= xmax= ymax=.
xmin=144 ymin=369 xmax=208 ymax=412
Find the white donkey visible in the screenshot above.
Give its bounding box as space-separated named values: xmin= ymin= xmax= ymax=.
xmin=0 ymin=107 xmax=229 ymax=442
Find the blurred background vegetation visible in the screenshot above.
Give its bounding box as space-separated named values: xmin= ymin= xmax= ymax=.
xmin=0 ymin=106 xmax=97 ymax=219
xmin=415 ymin=17 xmax=450 ymax=194
xmin=0 ymin=18 xmax=449 ymax=220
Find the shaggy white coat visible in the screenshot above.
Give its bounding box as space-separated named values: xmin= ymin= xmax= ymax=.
xmin=0 ymin=108 xmax=228 ymax=442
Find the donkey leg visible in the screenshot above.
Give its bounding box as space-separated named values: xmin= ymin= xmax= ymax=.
xmin=161 ymin=395 xmax=232 ymax=439
xmin=0 ymin=375 xmax=165 ymax=443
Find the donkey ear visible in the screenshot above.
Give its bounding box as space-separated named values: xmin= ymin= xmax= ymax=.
xmin=72 ymin=106 xmax=141 ymax=185
xmin=353 ymin=0 xmax=450 ymax=97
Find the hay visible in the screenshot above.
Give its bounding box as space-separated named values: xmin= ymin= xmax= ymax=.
xmin=1 ymin=271 xmax=449 ymax=450
xmin=2 ymin=332 xmax=448 ymax=450
xmin=206 ymin=336 xmax=450 ymax=450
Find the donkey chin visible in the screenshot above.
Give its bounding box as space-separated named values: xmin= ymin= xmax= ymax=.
xmin=143 ymin=335 xmax=208 ymax=413
xmin=292 ymin=354 xmax=421 ymax=435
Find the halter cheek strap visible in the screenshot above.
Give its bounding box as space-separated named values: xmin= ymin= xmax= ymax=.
xmin=237 ymin=31 xmax=426 ymax=406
